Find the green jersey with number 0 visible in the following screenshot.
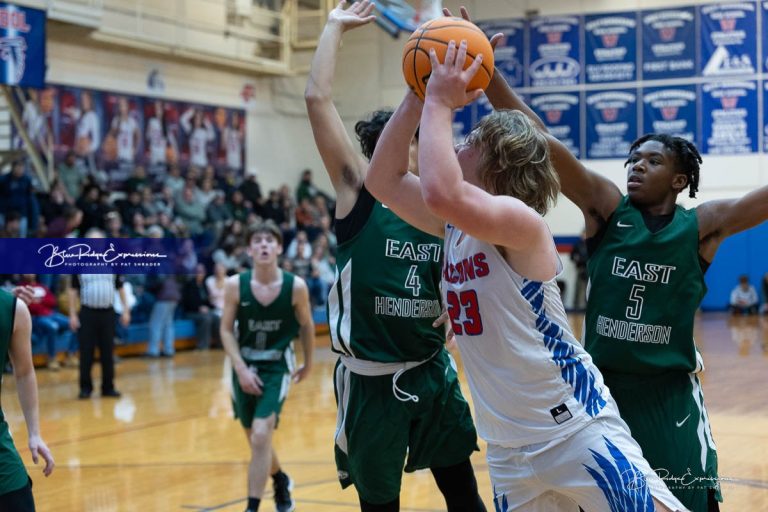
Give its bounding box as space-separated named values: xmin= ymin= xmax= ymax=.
xmin=329 ymin=201 xmax=444 ymax=362
xmin=585 ymin=196 xmax=706 ymax=374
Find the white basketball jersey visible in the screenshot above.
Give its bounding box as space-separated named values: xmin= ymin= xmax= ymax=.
xmin=113 ymin=116 xmax=138 ymax=162
xmin=190 ymin=128 xmax=209 ymax=167
xmin=443 ymin=225 xmax=610 ymax=448
xmin=147 ymin=117 xmax=166 ymax=164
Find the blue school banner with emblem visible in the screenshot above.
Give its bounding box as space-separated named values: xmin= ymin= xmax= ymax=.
xmin=584 ymin=12 xmax=638 ymax=83
xmin=476 ymin=19 xmax=525 ymax=88
xmin=763 ymin=2 xmax=768 ymax=73
xmin=586 ymin=89 xmax=638 ymax=159
xmin=530 ymin=93 xmax=582 ymax=157
xmin=642 ymin=86 xmax=698 ymax=143
xmin=641 ymin=7 xmax=697 ymax=80
xmin=701 ymin=80 xmax=758 ymax=155
xmin=700 ymin=2 xmax=757 ymax=77
xmin=528 ymin=16 xmax=581 ymax=87
xmin=0 ymin=3 xmax=45 ymax=88
xmin=763 ymin=81 xmax=768 ymax=152
xmin=452 ymin=104 xmax=474 ymax=143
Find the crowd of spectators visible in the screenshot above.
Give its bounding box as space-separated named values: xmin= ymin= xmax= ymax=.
xmin=0 ymin=156 xmax=337 ymax=368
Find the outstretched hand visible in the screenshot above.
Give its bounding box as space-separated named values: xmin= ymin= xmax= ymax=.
xmin=425 ymin=40 xmax=484 ymax=109
xmin=443 ymin=6 xmax=505 ymax=50
xmin=328 ymin=0 xmax=376 ymax=32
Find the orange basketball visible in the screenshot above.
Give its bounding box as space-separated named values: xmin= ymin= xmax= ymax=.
xmin=402 ymin=17 xmax=494 ymax=102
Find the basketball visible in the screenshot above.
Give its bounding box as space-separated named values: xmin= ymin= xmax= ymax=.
xmin=402 ymin=17 xmax=494 ymax=101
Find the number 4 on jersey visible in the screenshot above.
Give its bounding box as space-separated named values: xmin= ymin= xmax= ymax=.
xmin=405 ymin=265 xmax=421 ymax=296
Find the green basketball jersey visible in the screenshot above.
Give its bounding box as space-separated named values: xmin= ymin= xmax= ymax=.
xmin=584 ymin=196 xmax=706 ymax=374
xmin=329 ymin=202 xmax=444 ymax=362
xmin=0 ymin=289 xmax=29 ymax=495
xmin=236 ymin=270 xmax=299 ymax=372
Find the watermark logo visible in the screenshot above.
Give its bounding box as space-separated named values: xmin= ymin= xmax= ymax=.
xmin=0 ymin=238 xmax=193 ymax=274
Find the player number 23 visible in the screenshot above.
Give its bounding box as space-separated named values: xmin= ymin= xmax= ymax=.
xmin=446 ymin=290 xmax=484 ymax=336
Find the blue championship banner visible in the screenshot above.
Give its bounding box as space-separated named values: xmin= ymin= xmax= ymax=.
xmin=701 ymin=80 xmax=758 ymax=155
xmin=641 ymin=7 xmax=696 ymax=80
xmin=586 ymin=89 xmax=638 ymax=159
xmin=476 ymin=19 xmax=525 ymax=88
xmin=763 ymin=1 xmax=768 ymax=73
xmin=0 ymin=238 xmax=193 ymax=274
xmin=0 ymin=2 xmax=45 ymax=88
xmin=700 ymin=2 xmax=757 ymax=77
xmin=452 ymin=103 xmax=474 ymax=143
xmin=584 ymin=12 xmax=638 ymax=84
xmin=528 ymin=16 xmax=581 ymax=87
xmin=642 ymin=85 xmax=697 ymax=144
xmin=763 ymin=81 xmax=768 ymax=152
xmin=530 ymin=92 xmax=581 ymax=157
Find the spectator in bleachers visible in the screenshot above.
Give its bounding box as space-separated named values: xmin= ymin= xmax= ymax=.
xmin=175 ymin=186 xmax=207 ymax=236
xmin=206 ymin=191 xmax=232 ymax=239
xmin=294 ymin=197 xmax=317 ymax=232
xmin=77 ymin=185 xmax=107 ymax=234
xmin=57 ymin=150 xmax=86 ymax=204
xmin=227 ymin=189 xmax=250 ymax=223
xmin=125 ymin=166 xmax=149 ymax=194
xmin=156 ymin=211 xmax=176 ymax=238
xmin=39 ymin=180 xmax=70 ymax=224
xmin=199 ymin=177 xmax=217 ymax=207
xmin=296 ymin=168 xmax=319 ymax=203
xmin=729 ymin=275 xmax=759 ymax=315
xmin=22 ymin=274 xmax=77 ymax=370
xmin=46 ymin=206 xmax=82 ymax=238
xmin=182 ymin=264 xmax=218 ymax=350
xmin=154 ymin=186 xmax=176 ymax=219
xmin=166 ymin=164 xmax=185 ymax=195
xmin=262 ymin=190 xmax=284 ymax=224
xmin=178 ymin=239 xmax=198 ymax=275
xmin=0 ymin=160 xmax=37 ymax=237
xmin=128 ymin=212 xmax=147 ymax=238
xmin=0 ymin=211 xmax=22 ymax=238
xmin=310 ymin=243 xmax=333 ymax=309
xmin=205 ymin=262 xmax=227 ymax=316
xmin=145 ymin=229 xmax=180 ymax=358
xmin=139 ymin=187 xmax=160 ymax=225
xmin=104 ymin=211 xmax=127 ymax=238
xmin=238 ymin=173 xmax=262 ymax=212
xmin=120 ymin=190 xmax=147 ymax=226
xmin=316 ymin=215 xmax=336 ymax=256
xmin=286 ymin=230 xmax=312 ymax=260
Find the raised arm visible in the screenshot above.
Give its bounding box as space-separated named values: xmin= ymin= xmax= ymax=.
xmin=304 ymin=0 xmax=376 ymax=217
xmin=697 ymin=185 xmax=768 ymax=262
xmin=8 ymin=299 xmax=54 ymax=477
xmin=365 ymin=91 xmax=444 ymax=237
xmin=291 ymin=277 xmax=314 ymax=384
xmin=419 ymin=42 xmax=559 ymax=280
xmin=448 ymin=6 xmax=621 ymax=235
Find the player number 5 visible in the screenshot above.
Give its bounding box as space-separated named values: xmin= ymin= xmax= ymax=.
xmin=626 ymin=284 xmax=645 ymax=321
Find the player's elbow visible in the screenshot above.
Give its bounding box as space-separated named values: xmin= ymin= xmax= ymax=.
xmin=304 ymin=84 xmax=330 ymax=107
xmin=422 ymin=185 xmax=452 ymax=218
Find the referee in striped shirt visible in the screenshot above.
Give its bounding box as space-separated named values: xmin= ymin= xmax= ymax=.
xmin=67 ymin=229 xmax=131 ymax=399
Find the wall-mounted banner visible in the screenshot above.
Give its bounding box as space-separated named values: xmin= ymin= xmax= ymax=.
xmin=700 ymin=2 xmax=757 ymax=77
xmin=0 ymin=2 xmax=45 ymax=88
xmin=641 ymin=7 xmax=697 ymax=80
xmin=528 ymin=16 xmax=581 ymax=87
xmin=530 ymin=93 xmax=581 ymax=157
xmin=0 ymin=238 xmax=193 ymax=274
xmin=763 ymin=81 xmax=768 ymax=152
xmin=476 ymin=19 xmax=525 ymax=88
xmin=701 ymin=80 xmax=758 ymax=155
xmin=474 ymin=93 xmax=495 ymax=123
xmin=762 ymin=1 xmax=768 ymax=73
xmin=642 ymin=85 xmax=697 ymax=143
xmin=584 ymin=12 xmax=638 ymax=83
xmin=586 ymin=90 xmax=638 ymax=159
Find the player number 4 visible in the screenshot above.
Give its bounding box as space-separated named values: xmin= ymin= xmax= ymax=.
xmin=405 ymin=265 xmax=421 ymax=297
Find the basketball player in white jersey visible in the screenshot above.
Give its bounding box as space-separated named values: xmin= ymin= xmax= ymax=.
xmin=146 ymin=100 xmax=169 ymax=167
xmin=181 ymin=107 xmax=215 ymax=168
xmin=73 ymin=90 xmax=100 ymax=174
xmin=366 ymin=41 xmax=687 ymax=512
xmin=223 ymin=112 xmax=244 ymax=172
xmin=110 ymin=97 xmax=140 ymax=163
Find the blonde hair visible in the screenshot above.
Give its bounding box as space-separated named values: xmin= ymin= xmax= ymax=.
xmin=468 ymin=110 xmax=559 ymax=215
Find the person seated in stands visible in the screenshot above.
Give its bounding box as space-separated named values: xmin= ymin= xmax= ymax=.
xmin=182 ymin=264 xmax=219 ymax=350
xmin=730 ymin=275 xmax=759 ymax=315
xmin=21 ymin=274 xmax=77 ymax=370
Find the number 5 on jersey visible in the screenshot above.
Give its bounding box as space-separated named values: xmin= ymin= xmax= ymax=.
xmin=446 ymin=290 xmax=484 ymax=336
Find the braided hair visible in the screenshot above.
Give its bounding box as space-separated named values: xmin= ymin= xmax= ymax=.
xmin=626 ymin=134 xmax=702 ymax=198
